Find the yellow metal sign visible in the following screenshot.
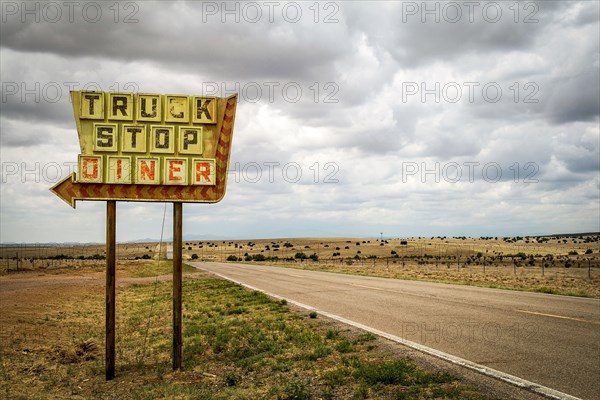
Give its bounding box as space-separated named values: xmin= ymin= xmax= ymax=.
xmin=50 ymin=91 xmax=238 ymax=207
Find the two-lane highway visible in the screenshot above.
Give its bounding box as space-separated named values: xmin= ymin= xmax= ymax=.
xmin=192 ymin=262 xmax=600 ymax=400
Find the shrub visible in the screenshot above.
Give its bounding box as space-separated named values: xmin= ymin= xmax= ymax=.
xmin=309 ymin=253 xmax=318 ymax=261
xmin=352 ymin=359 xmax=447 ymax=385
xmin=335 ymin=340 xmax=354 ymax=353
xmin=253 ymin=254 xmax=266 ymax=261
xmin=282 ymin=378 xmax=311 ymax=400
xmin=585 ymin=249 xmax=593 ymax=254
xmin=308 ymin=343 xmax=331 ymax=361
xmin=226 ymin=255 xmax=238 ymax=261
xmin=326 ymin=329 xmax=338 ymax=340
xmin=295 ymin=252 xmax=308 ymax=260
xmin=223 ymin=371 xmax=239 ymax=387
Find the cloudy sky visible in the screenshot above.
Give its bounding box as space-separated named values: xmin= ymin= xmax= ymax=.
xmin=1 ymin=0 xmax=599 ymax=243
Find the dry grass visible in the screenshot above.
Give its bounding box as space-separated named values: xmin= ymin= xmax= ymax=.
xmin=271 ymin=260 xmax=600 ymax=298
xmin=0 ymin=265 xmax=486 ymax=400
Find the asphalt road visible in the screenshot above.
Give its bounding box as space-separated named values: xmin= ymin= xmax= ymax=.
xmin=192 ymin=262 xmax=600 ymax=400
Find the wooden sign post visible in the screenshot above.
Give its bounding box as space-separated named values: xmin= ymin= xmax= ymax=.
xmin=104 ymin=201 xmax=184 ymax=377
xmin=106 ymin=200 xmax=116 ymax=380
xmin=51 ymin=91 xmax=238 ymax=379
xmin=173 ymin=202 xmax=183 ymax=370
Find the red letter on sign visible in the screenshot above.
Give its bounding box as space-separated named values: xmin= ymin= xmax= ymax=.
xmin=140 ymin=160 xmax=156 ymax=180
xmin=165 ymin=158 xmax=187 ymax=185
xmin=116 ymin=159 xmax=122 ymax=179
xmin=196 ymin=162 xmax=211 ymax=183
xmin=83 ymin=158 xmax=99 ymax=179
xmin=192 ymin=159 xmax=215 ymax=185
xmin=169 ymin=160 xmax=183 ymax=181
xmin=136 ymin=158 xmax=159 ymax=185
xmin=78 ymin=155 xmax=102 ymax=183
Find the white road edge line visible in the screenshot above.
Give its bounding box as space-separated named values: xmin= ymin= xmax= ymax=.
xmin=197 ymin=266 xmax=582 ymax=400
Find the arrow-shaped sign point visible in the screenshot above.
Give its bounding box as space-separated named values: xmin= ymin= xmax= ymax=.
xmin=49 ymin=173 xmax=78 ymax=209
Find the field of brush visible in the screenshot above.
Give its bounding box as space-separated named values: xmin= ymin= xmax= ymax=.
xmin=3 ymin=234 xmax=598 ymax=297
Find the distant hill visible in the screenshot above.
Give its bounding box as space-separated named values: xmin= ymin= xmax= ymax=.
xmin=2 ymin=232 xmax=597 ymax=246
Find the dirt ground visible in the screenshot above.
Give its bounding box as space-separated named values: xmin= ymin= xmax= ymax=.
xmin=0 ymin=263 xmax=198 ymax=400
xmin=0 ymin=264 xmax=173 ymax=354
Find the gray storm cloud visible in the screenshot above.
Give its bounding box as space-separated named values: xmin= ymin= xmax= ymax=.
xmin=1 ymin=0 xmax=598 ymax=242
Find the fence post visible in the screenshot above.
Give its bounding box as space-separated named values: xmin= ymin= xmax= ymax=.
xmin=542 ymin=259 xmax=545 ymax=277
xmin=483 ymin=257 xmax=486 ymax=274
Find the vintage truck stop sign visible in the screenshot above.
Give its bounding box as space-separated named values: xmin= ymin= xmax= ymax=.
xmin=50 ymin=91 xmax=238 ymax=207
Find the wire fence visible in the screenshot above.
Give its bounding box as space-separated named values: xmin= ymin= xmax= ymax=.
xmin=276 ymin=255 xmax=599 ymax=281
xmin=2 ymin=240 xmax=598 ymax=281
xmin=0 ymin=242 xmax=160 ymax=273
